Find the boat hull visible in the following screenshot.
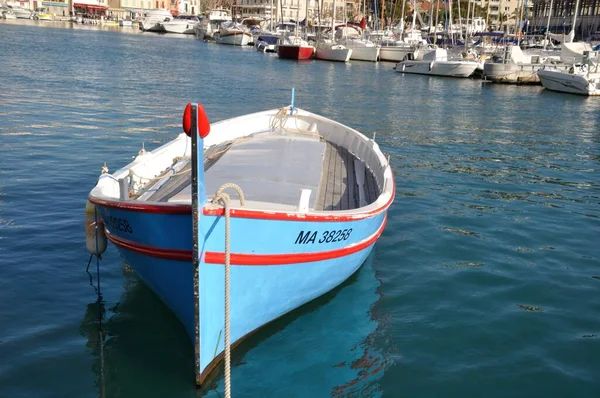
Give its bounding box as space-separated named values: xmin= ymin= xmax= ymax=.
xmin=483 ymin=62 xmax=571 ymax=84
xmin=163 ymin=23 xmax=196 ymax=34
xmin=379 ymin=46 xmax=415 ymax=62
xmin=255 ymin=41 xmax=277 ymax=53
xmin=215 ymin=31 xmax=252 ymax=46
xmin=277 ymin=44 xmax=315 ymax=60
xmin=538 ymin=69 xmax=600 ymax=96
xmin=395 ymin=60 xmax=478 ymax=77
xmin=13 ymin=9 xmax=32 ymax=19
xmin=142 ymin=22 xmax=166 ymax=32
xmin=349 ymin=46 xmax=380 ymax=62
xmin=315 ymin=47 xmax=353 ymax=62
xmin=92 ymin=200 xmax=387 ymax=345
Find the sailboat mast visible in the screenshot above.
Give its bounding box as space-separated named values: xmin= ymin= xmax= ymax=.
xmin=466 ymin=0 xmax=472 ymax=45
xmin=381 ymin=0 xmax=385 ymax=31
xmin=429 ymin=0 xmax=434 ymax=35
xmin=270 ymin=0 xmax=273 ymax=30
xmin=411 ymin=0 xmax=417 ymax=34
xmin=544 ymin=0 xmax=553 ymax=49
xmin=400 ymin=0 xmax=406 ymax=34
xmin=457 ymin=0 xmax=463 ymax=41
xmin=572 ymin=0 xmax=580 ymax=39
xmin=332 ymin=0 xmax=336 ymax=32
xmin=433 ymin=0 xmax=440 ymax=41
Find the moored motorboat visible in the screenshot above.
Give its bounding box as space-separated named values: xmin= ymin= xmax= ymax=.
xmin=87 ymin=98 xmax=394 ymax=385
xmin=482 ymin=45 xmax=571 ymax=84
xmin=214 ymin=21 xmax=252 ymax=46
xmin=254 ymin=34 xmax=278 ymax=52
xmin=394 ymin=48 xmax=478 ymax=78
xmin=538 ymin=51 xmax=600 ymax=96
xmin=7 ymin=5 xmax=31 ymax=19
xmin=194 ymin=8 xmax=232 ymax=41
xmin=160 ymin=15 xmax=200 ymax=34
xmin=140 ymin=9 xmax=172 ymax=32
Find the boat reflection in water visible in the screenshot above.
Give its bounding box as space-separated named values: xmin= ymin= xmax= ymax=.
xmin=80 ymin=254 xmax=391 ymax=396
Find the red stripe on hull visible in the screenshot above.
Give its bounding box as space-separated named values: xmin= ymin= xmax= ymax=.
xmin=89 ymin=179 xmax=394 ymax=221
xmin=89 ymin=195 xmax=191 ymax=214
xmin=90 ymin=167 xmax=394 ymax=222
xmin=277 ymin=45 xmax=314 ymax=60
xmin=105 ymin=216 xmax=387 ymax=265
xmin=106 ymin=231 xmax=191 ymax=260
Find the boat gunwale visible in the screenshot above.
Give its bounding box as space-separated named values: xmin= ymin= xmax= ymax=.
xmin=88 ymin=107 xmax=395 ymax=222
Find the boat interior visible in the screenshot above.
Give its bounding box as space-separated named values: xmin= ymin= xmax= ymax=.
xmin=109 ymin=109 xmax=387 ymax=213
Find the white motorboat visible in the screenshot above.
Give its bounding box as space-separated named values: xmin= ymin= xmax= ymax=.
xmin=254 ymin=34 xmax=278 ymax=53
xmin=140 ymin=9 xmax=172 ymax=32
xmin=119 ymin=20 xmax=133 ymax=27
xmin=394 ymin=48 xmax=478 ymax=78
xmin=482 ymin=45 xmax=572 ymax=84
xmin=214 ymin=21 xmax=252 ymax=46
xmin=194 ymin=9 xmax=231 ymax=41
xmin=6 ymin=5 xmax=31 ymax=19
xmin=538 ymin=51 xmax=600 ymax=96
xmin=1 ymin=7 xmax=17 ymax=19
xmin=161 ymin=15 xmax=200 ymax=34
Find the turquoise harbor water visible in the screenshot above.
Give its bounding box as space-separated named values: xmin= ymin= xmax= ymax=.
xmin=1 ymin=21 xmax=600 ymax=397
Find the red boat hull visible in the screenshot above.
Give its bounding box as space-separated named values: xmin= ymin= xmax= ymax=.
xmin=277 ymin=44 xmax=314 ymax=60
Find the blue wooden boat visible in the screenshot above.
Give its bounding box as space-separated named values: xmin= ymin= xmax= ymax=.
xmin=87 ymin=100 xmax=394 ymax=384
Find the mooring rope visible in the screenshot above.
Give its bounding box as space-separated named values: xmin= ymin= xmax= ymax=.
xmin=210 ymin=183 xmax=246 ymax=398
xmin=269 ymin=107 xmax=322 ymax=139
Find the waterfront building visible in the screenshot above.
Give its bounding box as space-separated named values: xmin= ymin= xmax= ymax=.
xmin=72 ymin=0 xmax=109 ymax=16
xmin=530 ymin=0 xmax=600 ymax=39
xmin=34 ymin=0 xmax=69 ymax=16
xmin=169 ymin=0 xmax=199 ymax=15
xmin=237 ymin=0 xmax=319 ymax=22
xmin=236 ymin=0 xmax=360 ymax=24
xmin=471 ymin=0 xmax=532 ymax=32
xmin=6 ymin=1 xmax=33 ymax=10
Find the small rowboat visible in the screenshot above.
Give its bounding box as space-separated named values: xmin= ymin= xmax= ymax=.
xmin=87 ymin=97 xmax=394 ymax=384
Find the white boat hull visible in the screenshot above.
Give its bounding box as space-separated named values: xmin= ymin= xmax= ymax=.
xmin=379 ymin=46 xmax=415 ymax=62
xmin=349 ymin=46 xmax=380 ymax=62
xmin=315 ymin=47 xmax=352 ymax=62
xmin=538 ymin=69 xmax=600 ymax=96
xmin=395 ymin=60 xmax=478 ymax=77
xmin=12 ymin=8 xmax=31 ymax=19
xmin=162 ymin=23 xmax=196 ymax=34
xmin=215 ymin=31 xmax=252 ymax=46
xmin=255 ymin=42 xmax=276 ymax=53
xmin=483 ymin=62 xmax=571 ymax=84
xmin=142 ymin=22 xmax=166 ymax=32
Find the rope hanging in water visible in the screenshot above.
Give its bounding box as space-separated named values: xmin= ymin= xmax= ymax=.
xmin=211 ymin=183 xmax=246 ymax=398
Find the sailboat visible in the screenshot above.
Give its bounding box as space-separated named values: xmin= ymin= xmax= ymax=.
xmin=314 ymin=0 xmax=352 ymax=62
xmin=277 ymin=8 xmax=314 ymax=60
xmin=337 ymin=19 xmax=380 ymax=62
